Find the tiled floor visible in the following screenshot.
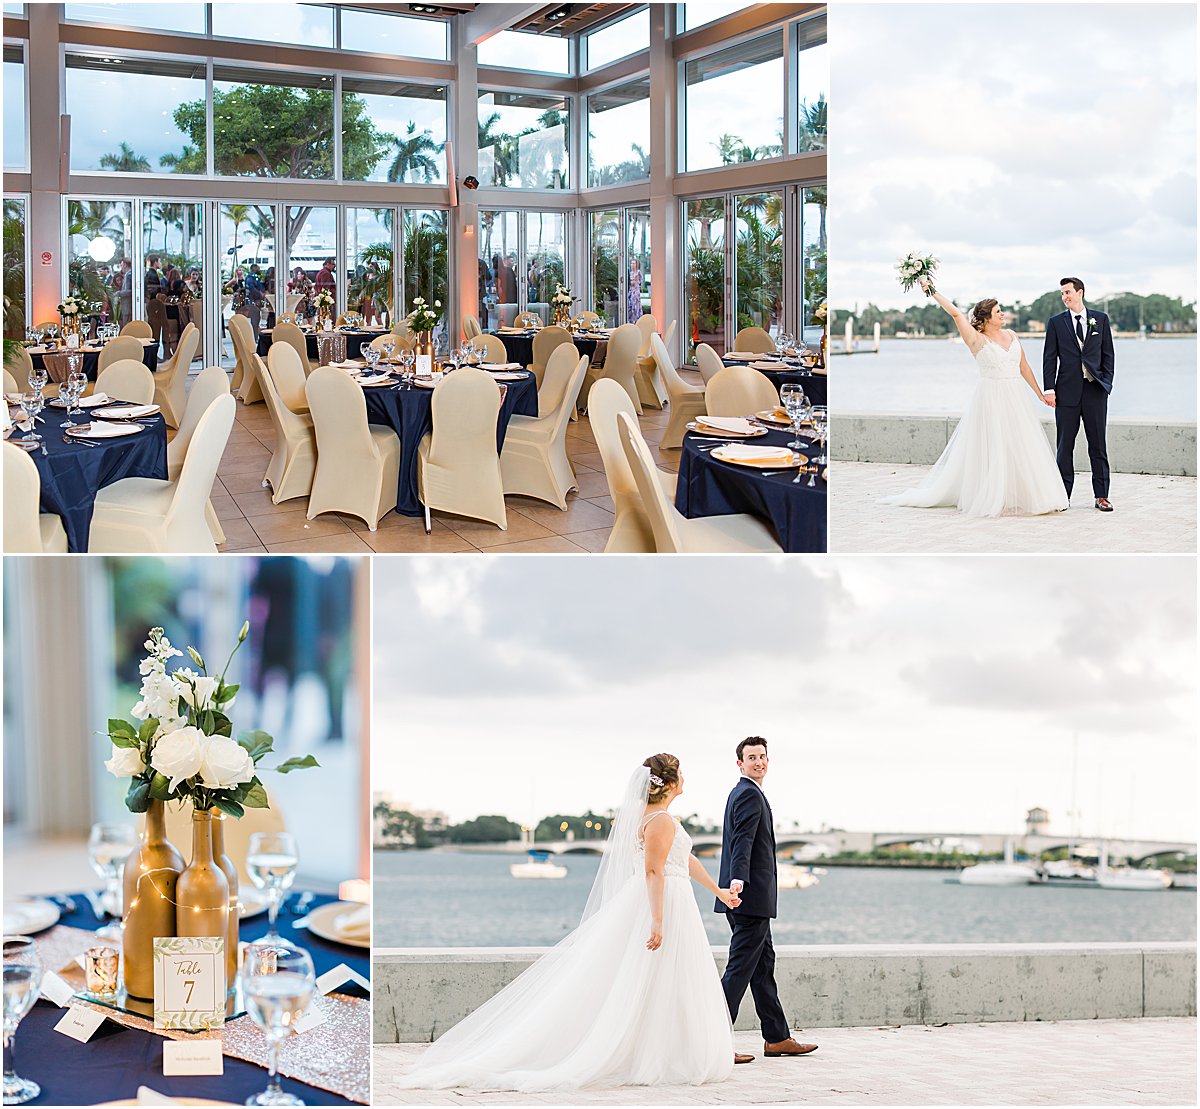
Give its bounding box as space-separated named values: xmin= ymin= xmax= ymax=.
xmin=831 ymin=462 xmax=1197 ymax=553
xmin=202 ymin=375 xmax=688 ymax=555
xmin=373 ymin=1017 xmax=1197 ymax=1105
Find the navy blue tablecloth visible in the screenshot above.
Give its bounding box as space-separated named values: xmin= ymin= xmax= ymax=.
xmin=256 ymin=329 xmax=386 ymax=362
xmin=362 ymin=370 xmax=539 ymax=516
xmin=30 ymin=343 xmax=160 ymax=381
xmin=675 ymin=426 xmax=827 ymax=553
xmin=492 ymin=330 xmax=600 ymax=367
xmin=722 ymin=357 xmax=827 ymax=406
xmin=14 ymin=890 xmax=367 ymax=1105
xmin=24 ymin=409 xmax=169 ymax=552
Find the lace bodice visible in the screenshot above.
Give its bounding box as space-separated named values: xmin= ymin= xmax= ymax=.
xmin=637 ymin=813 xmax=692 ymax=878
xmin=973 ymin=336 xmax=1022 ymax=380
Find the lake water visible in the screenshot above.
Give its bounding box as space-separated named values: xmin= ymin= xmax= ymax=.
xmin=373 ymin=851 xmax=1196 ymax=948
xmin=834 ymin=337 xmax=1197 ymax=420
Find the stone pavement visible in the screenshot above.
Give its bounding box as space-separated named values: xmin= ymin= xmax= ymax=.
xmin=372 ymin=1017 xmax=1196 ymax=1105
xmin=830 ymin=464 xmax=1196 ymax=553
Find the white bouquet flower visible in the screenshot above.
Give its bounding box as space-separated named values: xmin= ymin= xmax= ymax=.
xmin=896 ymin=252 xmax=939 ymax=296
xmin=407 ymin=295 xmax=442 ymax=334
xmin=551 ymin=283 xmax=575 ymax=308
xmin=315 ymin=289 xmax=334 ymax=309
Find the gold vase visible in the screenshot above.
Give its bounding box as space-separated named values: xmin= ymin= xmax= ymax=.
xmin=414 ymin=330 xmax=434 ymax=358
xmin=210 ymin=810 xmax=240 ymax=992
xmin=121 ymin=800 xmax=184 ymax=1000
xmin=176 ymin=811 xmax=231 ymax=984
xmin=552 ymin=305 xmax=570 ymax=328
xmin=318 ymin=306 xmax=332 ymax=329
xmin=61 ymin=314 xmax=80 ymax=340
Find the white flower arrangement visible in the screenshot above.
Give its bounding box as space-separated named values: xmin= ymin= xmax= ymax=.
xmin=896 ymin=252 xmax=939 ymax=295
xmin=105 ymin=625 xmax=318 ymax=818
xmin=407 ymin=295 xmax=442 ymax=334
xmin=552 ymin=284 xmax=575 ymax=308
xmin=57 ymin=296 xmax=84 ymax=317
xmin=314 ymin=289 xmax=334 ymax=309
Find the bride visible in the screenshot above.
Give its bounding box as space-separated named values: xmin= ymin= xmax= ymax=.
xmin=880 ymin=278 xmax=1068 ymax=517
xmin=394 ymin=754 xmax=741 ymax=1091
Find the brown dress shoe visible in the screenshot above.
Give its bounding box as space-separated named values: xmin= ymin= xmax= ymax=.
xmin=734 ymin=1053 xmax=755 ymax=1065
xmin=764 ymin=1037 xmax=818 ymax=1056
xmin=1095 ymin=498 xmax=1114 ymax=512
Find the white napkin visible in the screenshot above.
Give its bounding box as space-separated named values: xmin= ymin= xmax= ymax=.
xmin=98 ymin=403 xmax=158 ymax=419
xmin=354 ymin=375 xmax=392 ymax=387
xmin=69 ymin=420 xmax=140 ymax=439
xmin=490 ymin=372 xmax=526 ymax=381
xmin=135 ymin=1088 xmax=189 ymax=1105
xmin=334 ymin=904 xmax=371 ymax=941
xmin=481 ymin=362 xmax=522 ymax=371
xmin=714 ymin=444 xmax=795 ymax=464
xmin=751 ymin=360 xmax=783 ymax=371
xmin=723 ymin=351 xmax=760 ymax=361
xmin=78 ymin=392 xmax=112 ymax=408
xmin=696 ymin=416 xmax=757 ymax=435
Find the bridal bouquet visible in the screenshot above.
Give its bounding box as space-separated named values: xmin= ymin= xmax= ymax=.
xmin=407 ymin=295 xmax=441 ymax=334
xmin=104 ymin=624 xmax=318 ymax=816
xmin=896 ymin=252 xmax=939 ymax=295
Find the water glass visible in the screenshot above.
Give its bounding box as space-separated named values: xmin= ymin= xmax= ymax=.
xmin=780 ymin=383 xmax=806 ymax=450
xmin=88 ymin=822 xmax=136 ymax=938
xmin=400 ymin=348 xmax=415 ymax=386
xmin=247 ymin=833 xmax=300 ymax=950
xmin=19 ymin=392 xmax=43 ymax=446
xmin=26 ymin=367 xmax=48 ymax=398
xmin=3 ymin=937 xmax=43 ymax=1105
xmin=381 ymin=337 xmax=396 ymax=363
xmin=812 ymin=406 xmax=828 ymax=465
xmin=363 ymin=345 xmax=381 ymax=373
xmin=241 ymin=945 xmax=315 ymax=1107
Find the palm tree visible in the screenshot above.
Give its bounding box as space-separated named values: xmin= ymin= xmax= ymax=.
xmin=386 ymin=122 xmax=441 ymax=184
xmin=99 ymin=142 xmax=150 ymax=173
xmin=797 ymin=95 xmax=827 ymax=152
xmin=224 ymin=204 xmax=252 ymax=278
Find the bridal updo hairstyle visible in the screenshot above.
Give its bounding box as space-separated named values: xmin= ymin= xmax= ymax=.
xmin=970 ymin=298 xmax=1000 ymax=332
xmin=643 ymin=753 xmax=680 ymax=803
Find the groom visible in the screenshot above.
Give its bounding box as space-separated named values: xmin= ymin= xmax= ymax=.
xmin=1043 ymin=276 xmax=1116 ymax=511
xmin=717 ymin=737 xmax=817 ymax=1063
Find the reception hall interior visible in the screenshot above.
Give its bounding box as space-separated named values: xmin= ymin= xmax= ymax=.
xmin=3 ymin=1 xmax=827 ymax=554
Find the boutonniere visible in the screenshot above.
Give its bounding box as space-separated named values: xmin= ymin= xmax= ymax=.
xmin=1088 ymin=317 xmax=1098 ymax=330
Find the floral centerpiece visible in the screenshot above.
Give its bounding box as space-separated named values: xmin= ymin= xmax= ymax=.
xmin=104 ymin=624 xmax=318 ymax=997
xmin=813 ymin=301 xmax=829 ymax=367
xmin=57 ymin=295 xmax=89 ymax=340
xmin=551 ymin=283 xmax=575 ymax=327
xmin=315 ymin=288 xmax=335 ymax=327
xmin=896 ymin=252 xmax=939 ymax=296
xmin=406 ymin=295 xmax=441 ymax=336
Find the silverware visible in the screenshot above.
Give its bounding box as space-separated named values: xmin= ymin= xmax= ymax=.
xmin=63 ymin=433 xmax=100 ymax=447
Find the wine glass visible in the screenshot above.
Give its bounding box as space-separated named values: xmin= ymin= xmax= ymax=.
xmin=88 ymin=822 xmax=136 ymax=940
xmin=780 ymin=383 xmax=806 ymax=451
xmin=247 ymin=833 xmax=299 ymax=952
xmin=381 ymin=336 xmax=395 ymax=364
xmin=3 ymin=937 xmax=43 ymax=1105
xmin=63 ymin=370 xmax=88 ymax=429
xmin=241 ymin=944 xmax=315 ymax=1107
xmin=812 ymin=406 xmax=828 ymax=466
xmin=19 ymin=392 xmax=43 ymax=447
xmin=400 ymin=347 xmax=415 ymax=386
xmin=26 ymin=366 xmax=47 ymax=401
xmin=363 ymin=345 xmax=381 ymax=374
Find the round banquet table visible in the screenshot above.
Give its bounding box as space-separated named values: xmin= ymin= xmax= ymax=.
xmin=722 ymin=356 xmax=827 ymax=406
xmin=11 ymin=407 xmax=169 ymax=553
xmin=359 ymin=369 xmax=539 ymax=516
xmin=12 ymin=890 xmax=367 ymax=1105
xmin=675 ymin=425 xmax=827 ymax=553
xmin=27 ymin=340 xmax=160 ymax=381
xmin=256 ymin=328 xmax=388 ymax=363
xmin=491 ymin=330 xmax=604 ymax=367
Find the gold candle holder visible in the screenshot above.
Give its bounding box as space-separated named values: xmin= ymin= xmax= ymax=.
xmin=85 ymin=945 xmax=120 ymax=996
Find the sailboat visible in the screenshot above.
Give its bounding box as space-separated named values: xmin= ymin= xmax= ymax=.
xmin=510 ymin=850 xmax=568 ymax=880
xmin=955 ymin=839 xmax=1039 ymax=886
xmin=1095 ymin=842 xmax=1171 ymax=891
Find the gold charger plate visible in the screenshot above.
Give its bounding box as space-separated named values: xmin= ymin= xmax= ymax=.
xmin=66 ymin=421 xmax=143 ymax=439
xmin=304 ymin=900 xmax=370 ymax=949
xmin=688 ymin=420 xmax=767 ymax=439
xmin=711 ymin=446 xmax=806 ymax=470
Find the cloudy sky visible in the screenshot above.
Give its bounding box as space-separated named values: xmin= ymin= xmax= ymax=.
xmin=834 ymin=3 xmax=1197 ymax=309
xmin=373 ymin=557 xmax=1197 ymax=844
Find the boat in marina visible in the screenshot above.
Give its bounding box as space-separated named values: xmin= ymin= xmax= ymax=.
xmin=777 ymin=864 xmax=823 ymax=890
xmin=510 ymin=850 xmax=568 ymax=880
xmin=954 ymin=839 xmax=1039 ymax=886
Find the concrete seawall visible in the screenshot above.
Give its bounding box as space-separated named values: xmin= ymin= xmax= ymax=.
xmin=833 ymin=415 xmax=1197 ymax=477
xmin=373 ymin=942 xmax=1197 ymax=1043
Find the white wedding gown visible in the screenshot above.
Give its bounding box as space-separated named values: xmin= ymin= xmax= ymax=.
xmin=395 ymin=817 xmax=733 ymax=1091
xmin=880 ymin=336 xmax=1069 ymax=516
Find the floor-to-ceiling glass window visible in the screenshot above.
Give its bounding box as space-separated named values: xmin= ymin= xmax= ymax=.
xmin=588 ymin=205 xmax=652 ymax=327
xmin=524 ymin=211 xmax=566 ymax=323
xmin=735 ymin=191 xmax=784 ymax=340
xmin=3 ymin=196 xmax=26 ymax=338
xmin=479 ymin=211 xmax=520 ymax=329
xmin=586 ymin=77 xmax=650 ymax=187
xmin=796 ymin=15 xmax=827 ymax=151
xmin=346 ymin=207 xmax=395 ymax=328
xmin=801 ymin=185 xmax=827 ymax=341
xmin=342 ymin=78 xmax=447 ymax=185
xmin=285 ymin=204 xmax=335 ymax=316
xmin=218 ymin=202 xmax=275 ymax=365
xmin=403 ymin=209 xmax=449 ymax=343
xmin=589 ymin=210 xmax=620 ymax=323
xmin=683 ymin=196 xmax=726 ymax=357
xmin=66 ymin=198 xmax=133 ymax=328
xmin=626 ymin=205 xmax=651 ymax=322
xmin=477 ymin=210 xmax=568 ymax=329
xmin=143 ymin=200 xmax=204 ymax=358
xmin=477 ymin=91 xmax=570 ymax=189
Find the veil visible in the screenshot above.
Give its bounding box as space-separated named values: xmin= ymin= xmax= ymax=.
xmin=579 ymin=765 xmax=650 ymax=925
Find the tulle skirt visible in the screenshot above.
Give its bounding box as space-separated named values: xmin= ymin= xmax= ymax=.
xmin=879 ymin=376 xmax=1069 ymax=517
xmin=394 ymin=874 xmax=733 ymax=1090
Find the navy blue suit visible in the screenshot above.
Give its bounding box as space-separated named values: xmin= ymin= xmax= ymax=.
xmin=715 ymin=777 xmax=789 ymax=1043
xmin=1043 ymin=308 xmax=1114 ymax=498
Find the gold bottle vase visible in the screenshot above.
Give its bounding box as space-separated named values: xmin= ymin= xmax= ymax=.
xmin=60 ymin=313 xmax=80 ymax=339
xmin=122 ymin=800 xmax=184 ymax=1000
xmin=414 ymin=331 xmax=434 ymax=358
xmin=317 ymin=306 xmax=332 ymax=329
xmin=175 ymin=810 xmax=231 ymax=989
xmin=552 ymin=305 xmax=570 ymax=328
xmin=210 ymin=810 xmax=241 ymax=992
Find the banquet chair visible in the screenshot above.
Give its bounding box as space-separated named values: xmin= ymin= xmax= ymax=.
xmin=515 ymin=311 xmax=541 ymax=329
xmin=4 ymin=368 xmax=18 ymax=394
xmin=120 ymin=320 xmax=153 ymax=339
xmin=257 ymin=354 xmax=316 ymax=505
xmin=272 ymin=320 xmax=315 ymax=375
xmin=634 ymin=315 xmax=668 ymax=409
xmin=98 ymin=335 xmax=144 ymax=372
xmin=305 ymin=368 xmax=401 ymax=530
xmin=153 ymin=322 xmax=199 ymax=428
xmin=463 ymin=315 xmax=482 ymax=340
xmin=695 ymin=343 xmax=726 ymax=385
xmin=3 ymin=442 xmax=69 ymax=553
xmin=653 ymin=333 xmax=707 ymax=449
xmin=88 ymin=394 xmax=235 ymax=553
xmin=500 ymin=349 xmax=587 ymax=509
xmin=705 ymin=365 xmax=779 ymax=417
xmin=5 ymin=345 xmax=33 ymax=393
xmin=587 ymin=379 xmax=678 ymax=554
xmin=368 ymin=333 xmax=411 ymax=355
xmin=391 ymin=318 xmax=413 ymax=340
xmin=228 ymin=313 xmax=262 ymax=404
xmin=165 ymin=796 xmax=287 ymax=885
xmin=571 ymin=311 xmax=602 ymax=328
xmin=267 ymin=342 xmax=312 ymax=414
xmin=276 ymin=313 xmax=296 ymax=325
xmin=168 ymin=365 xmax=231 ymax=544
xmin=529 ymin=325 xmax=571 ymax=388
xmin=417 ymin=367 xmax=506 ymax=532
xmin=476 ymin=333 xmax=510 ymax=364
xmin=95 ymin=359 xmax=155 ymax=405
xmin=732 ymin=325 xmax=776 ymax=353
xmin=617 ymin=412 xmax=782 ymax=554
xmin=581 ymin=323 xmax=642 ymax=414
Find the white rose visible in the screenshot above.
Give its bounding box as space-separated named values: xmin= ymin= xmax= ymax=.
xmin=151 ymin=725 xmax=206 ymax=790
xmin=105 ymin=744 xmax=146 ymax=779
xmin=198 ymin=735 xmax=256 ymax=790
xmin=172 ymin=669 xmax=220 ymax=710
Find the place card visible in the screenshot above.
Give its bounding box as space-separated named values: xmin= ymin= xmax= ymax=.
xmin=315 ymin=963 xmax=371 ymax=996
xmin=40 ymin=970 xmax=76 ymax=1007
xmin=291 ymin=999 xmax=326 ymax=1035
xmin=153 ymin=937 xmax=225 ymax=1030
xmin=162 ymin=1039 xmax=224 ymax=1076
xmin=53 ymin=1005 xmax=106 ymax=1043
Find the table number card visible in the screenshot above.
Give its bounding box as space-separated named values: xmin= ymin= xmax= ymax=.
xmin=153 ymin=937 xmax=225 ymax=1031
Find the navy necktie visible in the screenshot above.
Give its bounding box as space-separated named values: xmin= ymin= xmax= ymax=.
xmin=1075 ymin=315 xmax=1085 ymax=343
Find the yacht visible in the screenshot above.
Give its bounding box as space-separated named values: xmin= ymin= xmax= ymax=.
xmin=955 ymin=839 xmax=1039 ymax=886
xmin=1095 ymin=843 xmax=1171 ymax=891
xmin=777 ymin=864 xmax=822 ymax=890
xmin=510 ymin=850 xmax=568 ymax=880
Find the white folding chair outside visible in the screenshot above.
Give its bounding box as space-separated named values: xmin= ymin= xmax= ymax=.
xmin=581 ymin=323 xmax=641 ymax=414
xmin=257 ymin=354 xmax=316 ymax=505
xmin=89 ymin=394 xmax=236 ymax=553
xmin=416 ymin=367 xmax=507 ymax=533
xmin=153 ymin=323 xmax=199 ymax=427
xmin=95 ymin=359 xmax=155 ymax=405
xmin=653 ymin=332 xmax=707 ymax=448
xmin=98 ymin=335 xmax=144 ymax=372
xmin=3 ymin=442 xmax=69 ymax=553
xmin=168 ymin=365 xmax=231 ymax=545
xmin=305 ymin=367 xmax=401 ymax=530
xmin=705 ymin=364 xmax=780 ymax=417
xmin=733 ymin=325 xmax=776 ymax=353
xmin=617 ymin=411 xmax=782 ymax=554
xmin=120 ymin=320 xmax=154 ymax=339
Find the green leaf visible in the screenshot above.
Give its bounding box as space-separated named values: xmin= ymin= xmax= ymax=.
xmin=148 ymin=772 xmax=174 ymax=801
xmin=242 ymin=780 xmax=270 ymax=809
xmin=209 ymin=712 xmax=233 ymax=738
xmin=125 ymin=778 xmax=151 ymax=813
xmin=215 ymin=682 xmax=239 ymax=705
xmin=138 ymin=717 xmax=159 ymax=744
xmin=108 ymin=719 xmax=137 ymax=740
xmin=200 ymin=710 xmax=215 ymax=735
xmin=273 ymin=755 xmax=320 ymax=774
xmin=109 ymin=733 xmax=139 ymax=749
xmin=237 ymin=730 xmax=274 ymax=761
xmin=213 ymin=797 xmax=244 ymax=819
